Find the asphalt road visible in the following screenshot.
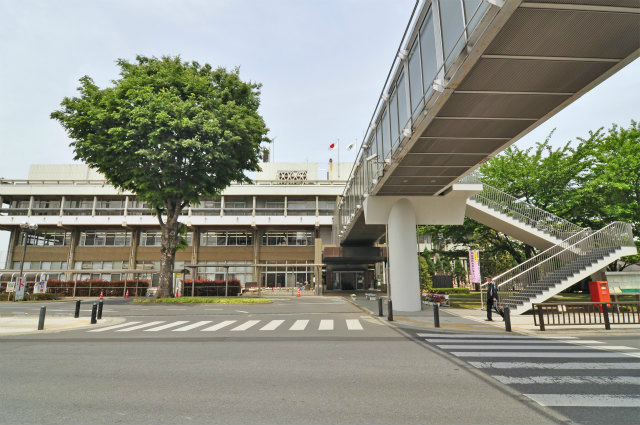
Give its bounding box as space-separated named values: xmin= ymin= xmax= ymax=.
xmin=0 ymin=297 xmax=637 ymax=424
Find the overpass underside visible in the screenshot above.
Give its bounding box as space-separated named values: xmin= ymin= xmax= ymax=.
xmin=335 ymin=0 xmax=640 ymax=310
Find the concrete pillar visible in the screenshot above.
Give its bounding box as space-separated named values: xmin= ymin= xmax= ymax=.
xmin=387 ymin=198 xmax=421 ymax=312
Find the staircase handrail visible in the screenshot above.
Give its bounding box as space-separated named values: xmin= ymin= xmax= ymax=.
xmin=496 ymin=221 xmax=634 ymax=300
xmin=458 ymin=174 xmax=583 ymax=241
xmin=490 ymin=228 xmax=592 ymax=288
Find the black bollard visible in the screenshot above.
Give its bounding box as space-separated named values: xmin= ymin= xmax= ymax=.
xmin=91 ymin=302 xmax=97 ymax=324
xmin=378 ymin=297 xmax=383 ymax=317
xmin=38 ymin=306 xmax=46 ymax=330
xmin=504 ymin=306 xmax=511 ymax=332
xmin=74 ymin=300 xmax=81 ymax=318
xmin=387 ymin=299 xmax=393 ymax=321
xmin=433 ymin=303 xmax=440 ymax=328
xmin=97 ymin=300 xmax=103 ymax=320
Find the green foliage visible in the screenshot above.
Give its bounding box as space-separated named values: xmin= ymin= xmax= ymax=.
xmin=51 ymin=55 xmax=269 ymax=296
xmin=428 ymin=287 xmax=470 ymax=295
xmin=418 ymin=256 xmax=432 ymax=291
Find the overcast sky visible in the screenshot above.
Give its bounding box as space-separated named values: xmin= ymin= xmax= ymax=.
xmin=1 ymin=0 xmax=638 ymax=182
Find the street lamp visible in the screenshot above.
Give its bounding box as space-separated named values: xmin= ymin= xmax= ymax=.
xmin=16 ymin=221 xmax=38 ymax=301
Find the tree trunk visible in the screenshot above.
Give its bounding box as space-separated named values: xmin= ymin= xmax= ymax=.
xmin=156 ymin=209 xmax=181 ymax=299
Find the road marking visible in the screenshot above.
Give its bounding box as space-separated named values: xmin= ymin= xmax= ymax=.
xmin=144 ymin=321 xmax=189 ymax=332
xmin=469 ymin=362 xmax=640 ymax=370
xmin=417 ymin=333 xmax=538 ymax=339
xmin=523 ymin=394 xmax=640 ymax=407
xmin=116 ymin=321 xmax=165 ymax=332
xmin=346 ymin=319 xmax=363 ymax=330
xmin=173 ymin=321 xmax=212 ymax=332
xmin=236 ymin=310 xmax=249 ymax=314
xmin=590 ymin=345 xmax=637 ymax=351
xmin=453 ymin=352 xmax=633 ymax=358
xmin=201 ymin=320 xmax=236 ymax=331
xmin=205 ymin=308 xmax=223 ymax=311
xmin=439 ymin=345 xmax=606 ymax=350
xmin=289 ymin=320 xmax=309 ymax=330
xmin=87 ymin=321 xmax=142 ymax=332
xmin=319 ymin=320 xmax=333 ymax=330
xmin=493 ymin=375 xmax=640 ymax=385
xmin=426 ymin=339 xmax=590 ymax=344
xmin=167 ymin=308 xmax=186 ymax=311
xmin=231 ymin=320 xmax=260 ymax=331
xmin=564 ymin=340 xmax=604 ymax=344
xmin=260 ymin=320 xmax=285 ymax=331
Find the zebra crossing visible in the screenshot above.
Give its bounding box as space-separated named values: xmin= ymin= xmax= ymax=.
xmin=417 ymin=333 xmax=640 ymax=409
xmin=87 ymin=318 xmax=368 ymax=333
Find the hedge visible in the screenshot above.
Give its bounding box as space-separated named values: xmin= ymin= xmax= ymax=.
xmin=45 ymin=279 xmax=150 ymax=297
xmin=182 ymin=279 xmax=242 ymax=297
xmin=423 ymin=287 xmax=470 ymax=295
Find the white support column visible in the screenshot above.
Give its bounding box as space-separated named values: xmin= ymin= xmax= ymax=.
xmin=387 ymin=199 xmax=421 ymax=311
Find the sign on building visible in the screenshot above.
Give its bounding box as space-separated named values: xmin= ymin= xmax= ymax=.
xmin=468 ymin=250 xmax=481 ymax=284
xmin=6 ymin=282 xmax=16 ymax=293
xmin=34 ymin=281 xmax=47 ymax=294
xmin=15 ymin=277 xmax=25 ymax=301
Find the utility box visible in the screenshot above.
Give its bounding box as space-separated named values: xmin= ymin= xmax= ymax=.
xmin=589 ymin=281 xmax=610 ymax=311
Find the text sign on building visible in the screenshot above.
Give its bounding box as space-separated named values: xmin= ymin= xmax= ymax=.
xmin=468 ymin=250 xmax=481 ymax=284
xmin=34 ymin=281 xmax=47 ymax=294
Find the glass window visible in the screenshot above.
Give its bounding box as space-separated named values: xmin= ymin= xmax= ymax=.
xmin=389 ymin=90 xmax=399 ymax=150
xmin=200 ymin=231 xmax=252 ymax=246
xmin=397 ymin=73 xmax=409 ymax=137
xmin=420 ymin=9 xmax=438 ymax=94
xmin=376 ymin=121 xmax=384 ymax=162
xmin=440 ymin=0 xmax=465 ymax=68
xmin=463 ymin=0 xmax=485 ymax=34
xmin=381 ymin=109 xmax=391 ymax=160
xmin=262 ymin=231 xmax=314 ymax=246
xmin=79 ymin=231 xmax=131 ymax=246
xmin=408 ymin=39 xmax=423 ymax=119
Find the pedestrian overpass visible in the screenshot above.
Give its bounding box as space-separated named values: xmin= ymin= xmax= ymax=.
xmin=333 ymin=0 xmax=640 ymax=312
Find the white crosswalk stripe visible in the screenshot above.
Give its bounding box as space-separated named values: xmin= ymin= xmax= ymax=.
xmin=144 ymin=321 xmax=189 ymax=332
xmin=420 ymin=332 xmax=640 ymax=411
xmin=289 ymin=320 xmax=309 ymax=331
xmin=260 ymin=320 xmax=285 ymax=331
xmin=231 ymin=320 xmax=260 ymax=331
xmin=346 ymin=319 xmax=363 ymax=330
xmin=116 ymin=321 xmax=165 ymax=332
xmin=201 ymin=320 xmax=236 ymax=332
xmin=87 ymin=321 xmax=142 ymax=332
xmin=318 ymin=320 xmax=333 ymax=330
xmin=173 ymin=321 xmax=212 ymax=332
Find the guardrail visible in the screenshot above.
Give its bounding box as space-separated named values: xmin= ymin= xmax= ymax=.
xmin=532 ymin=302 xmax=640 ymax=331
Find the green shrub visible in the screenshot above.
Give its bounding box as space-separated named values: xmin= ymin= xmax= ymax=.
xmin=25 ymin=293 xmax=61 ymax=301
xmin=430 ymin=287 xmax=470 ymax=295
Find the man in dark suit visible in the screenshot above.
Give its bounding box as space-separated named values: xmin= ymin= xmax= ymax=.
xmin=486 ymin=276 xmax=498 ymax=321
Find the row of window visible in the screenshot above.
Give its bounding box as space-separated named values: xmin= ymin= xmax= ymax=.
xmin=7 ymin=197 xmax=336 ymax=216
xmin=17 ymin=230 xmax=314 ymax=247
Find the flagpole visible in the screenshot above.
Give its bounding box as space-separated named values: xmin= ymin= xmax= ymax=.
xmin=337 ymin=138 xmax=340 ymax=179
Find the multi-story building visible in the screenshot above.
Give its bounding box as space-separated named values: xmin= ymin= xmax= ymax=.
xmin=0 ymin=161 xmax=382 ymax=292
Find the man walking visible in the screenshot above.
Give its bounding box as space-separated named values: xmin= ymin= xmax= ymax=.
xmin=485 ymin=276 xmax=498 ymax=321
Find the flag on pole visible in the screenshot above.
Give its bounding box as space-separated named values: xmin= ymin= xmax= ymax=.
xmin=329 ymin=142 xmax=336 ymax=150
xmin=346 ymin=143 xmax=355 ymax=151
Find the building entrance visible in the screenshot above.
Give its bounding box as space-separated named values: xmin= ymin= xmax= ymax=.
xmin=332 ymin=271 xmax=364 ymax=291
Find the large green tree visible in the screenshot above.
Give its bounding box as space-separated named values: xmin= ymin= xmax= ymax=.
xmin=52 ymin=55 xmax=269 ymax=297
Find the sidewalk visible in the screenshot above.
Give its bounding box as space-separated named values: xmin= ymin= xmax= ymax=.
xmin=0 ymin=314 xmax=124 ymax=336
xmin=345 ymin=294 xmax=640 ymax=336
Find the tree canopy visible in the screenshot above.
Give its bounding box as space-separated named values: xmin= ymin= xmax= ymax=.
xmin=51 ymin=55 xmax=269 ymax=296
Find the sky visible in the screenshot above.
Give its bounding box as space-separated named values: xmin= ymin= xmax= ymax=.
xmin=1 ymin=0 xmax=638 ymax=182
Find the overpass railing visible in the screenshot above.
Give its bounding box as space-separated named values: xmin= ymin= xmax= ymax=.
xmin=335 ymin=0 xmax=496 ymax=241
xmin=459 ymin=173 xmax=584 ymax=241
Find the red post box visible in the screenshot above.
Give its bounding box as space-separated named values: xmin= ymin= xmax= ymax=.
xmin=589 ymin=281 xmax=610 ymax=311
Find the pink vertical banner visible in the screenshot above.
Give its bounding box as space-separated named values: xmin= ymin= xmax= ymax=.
xmin=469 ymin=250 xmax=481 ymax=284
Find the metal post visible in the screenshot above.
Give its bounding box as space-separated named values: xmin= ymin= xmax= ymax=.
xmin=74 ymin=300 xmax=81 ymax=318
xmin=91 ymin=302 xmax=97 ymax=324
xmin=433 ymin=304 xmax=440 ymax=328
xmin=97 ymin=300 xmax=103 ymax=320
xmin=378 ymin=297 xmax=383 ymax=317
xmin=224 ymin=265 xmax=228 ymax=297
xmin=17 ymin=232 xmax=27 ymax=302
xmin=38 ymin=306 xmax=46 ymax=330
xmin=537 ymin=304 xmax=545 ymax=331
xmin=603 ymin=304 xmax=611 ymax=330
xmin=504 ymin=306 xmax=512 ymax=332
xmin=387 ymin=298 xmax=393 ymax=321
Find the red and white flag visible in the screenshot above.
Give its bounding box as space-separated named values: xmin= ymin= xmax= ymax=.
xmin=329 ymin=142 xmax=336 ymax=150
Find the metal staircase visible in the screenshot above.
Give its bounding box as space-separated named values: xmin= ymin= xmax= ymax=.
xmin=457 ymin=175 xmax=637 ymax=315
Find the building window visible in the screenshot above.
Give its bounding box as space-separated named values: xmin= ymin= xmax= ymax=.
xmin=19 ymin=230 xmax=71 ymax=246
xmin=262 ymin=231 xmax=313 ymax=246
xmin=140 ymin=231 xmax=192 ymax=246
xmin=79 ymin=231 xmax=131 ymax=246
xmin=200 ymin=231 xmax=253 ymax=246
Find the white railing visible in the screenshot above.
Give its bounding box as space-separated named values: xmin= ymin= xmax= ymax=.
xmin=459 ymin=173 xmax=583 ymax=241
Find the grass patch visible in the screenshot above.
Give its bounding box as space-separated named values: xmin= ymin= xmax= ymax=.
xmin=134 ymin=296 xmax=271 ymax=304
